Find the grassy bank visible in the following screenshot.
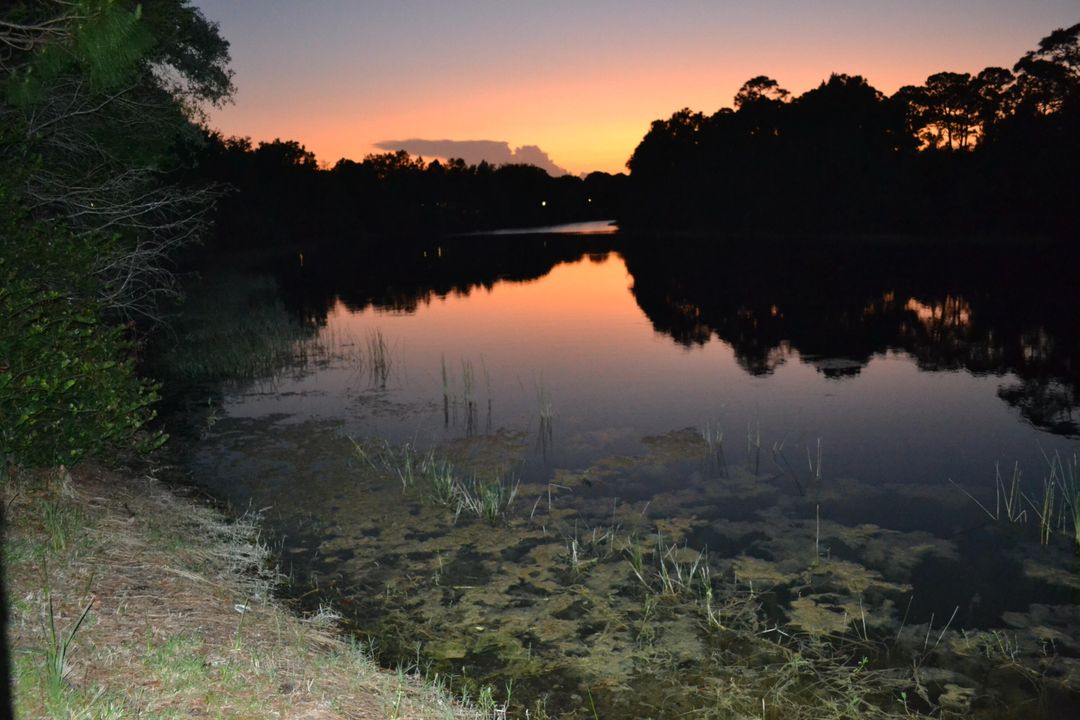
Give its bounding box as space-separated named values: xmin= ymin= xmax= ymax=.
xmin=2 ymin=463 xmax=485 ymax=719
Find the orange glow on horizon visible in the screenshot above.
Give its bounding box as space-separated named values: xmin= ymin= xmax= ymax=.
xmin=208 ymin=57 xmax=993 ymax=176
xmin=198 ymin=1 xmax=1076 ymax=176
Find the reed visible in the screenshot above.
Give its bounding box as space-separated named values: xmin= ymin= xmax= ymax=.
xmin=808 ymin=437 xmax=823 ymax=484
xmin=770 ymin=438 xmax=806 ymax=496
xmin=949 ymin=461 xmax=1027 ymax=524
xmin=625 ymin=531 xmax=710 ymax=599
xmin=481 ymin=357 xmax=493 ymax=433
xmin=701 ymin=421 xmax=727 ymax=477
xmin=441 ymin=355 xmax=450 ymax=427
xmin=426 ymin=457 xmax=458 ymax=507
xmin=1044 ymin=450 xmax=1080 ymax=551
xmin=562 ymin=522 xmax=620 ymax=577
xmin=454 ymin=475 xmax=520 ymax=525
xmin=746 ymin=421 xmax=761 ymax=475
xmin=354 ymin=439 xmax=465 ymax=509
xmin=1023 ymin=476 xmax=1056 ymax=545
xmin=950 ymin=452 xmax=1080 ymax=547
xmin=460 ymin=359 xmax=478 ymax=435
xmin=365 ymin=328 xmax=393 ymax=389
xmin=160 ymin=291 xmax=312 ymax=383
xmin=535 ymin=377 xmax=554 ymax=457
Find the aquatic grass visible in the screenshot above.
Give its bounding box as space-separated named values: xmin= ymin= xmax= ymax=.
xmin=808 ymin=437 xmax=823 ymax=485
xmin=353 ymin=437 xmax=522 ymax=524
xmin=461 ymin=358 xmax=478 ymax=435
xmin=366 ymin=328 xmax=393 ymax=389
xmin=1043 ymin=450 xmax=1080 ymax=551
xmin=372 ymin=441 xmax=425 ymax=490
xmin=949 ymin=460 xmax=1027 ymax=524
xmin=426 ymin=457 xmax=459 ymax=507
xmin=625 ymin=531 xmax=710 ymax=599
xmin=354 ymin=439 xmax=461 ymax=506
xmin=566 ymin=536 xmax=585 ymax=574
xmin=481 ymin=357 xmax=493 ymax=433
xmin=454 ymin=475 xmax=520 ymax=525
xmin=768 ymin=436 xmax=823 ymax=497
xmin=441 ymin=354 xmax=451 ymax=426
xmin=701 ymin=421 xmax=728 ymax=477
xmin=156 ymin=272 xmax=320 ymax=384
xmin=746 ymin=421 xmax=762 ymax=475
xmin=620 ymin=530 xmax=921 ymax=717
xmin=993 ymin=461 xmax=1026 ymax=523
xmin=439 ymin=355 xmax=489 ymax=434
xmin=535 ymin=376 xmax=554 ymax=456
xmin=952 ymin=453 xmax=1080 ymax=547
xmin=771 ymin=439 xmax=806 ymax=496
xmin=562 ymin=523 xmax=621 ymax=577
xmin=703 ymin=566 xmax=763 ymax=633
xmin=1022 ymin=475 xmax=1056 ymax=545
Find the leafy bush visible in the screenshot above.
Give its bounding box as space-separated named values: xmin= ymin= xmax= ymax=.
xmin=0 ymin=202 xmax=163 ymax=468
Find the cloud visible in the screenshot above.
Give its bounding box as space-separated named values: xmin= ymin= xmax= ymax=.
xmin=373 ymin=138 xmax=570 ymax=177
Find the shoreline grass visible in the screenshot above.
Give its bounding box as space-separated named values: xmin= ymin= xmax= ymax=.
xmin=2 ymin=463 xmax=485 ymax=720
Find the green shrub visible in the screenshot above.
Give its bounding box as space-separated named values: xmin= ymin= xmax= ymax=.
xmin=0 ymin=208 xmax=163 ymax=468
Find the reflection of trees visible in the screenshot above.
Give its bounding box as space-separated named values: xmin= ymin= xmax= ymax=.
xmin=263 ymin=231 xmax=1079 ymax=437
xmin=622 ymin=237 xmax=1080 ymax=436
xmin=998 ymin=380 xmax=1078 ymax=436
xmin=272 ymin=235 xmax=617 ymax=322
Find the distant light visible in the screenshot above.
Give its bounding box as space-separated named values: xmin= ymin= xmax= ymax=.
xmin=587 ymin=197 xmax=592 ymax=203
xmin=541 ymin=200 xmax=547 ymax=207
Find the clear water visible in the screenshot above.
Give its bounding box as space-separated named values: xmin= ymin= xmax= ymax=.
xmin=179 ymin=232 xmax=1080 ymax=717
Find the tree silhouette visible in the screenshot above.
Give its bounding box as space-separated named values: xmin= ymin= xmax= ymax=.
xmin=733 ymin=75 xmax=790 ymax=108
xmin=622 ymin=24 xmax=1079 ymax=236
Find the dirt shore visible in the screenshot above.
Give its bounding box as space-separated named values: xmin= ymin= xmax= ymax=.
xmin=3 ymin=462 xmax=484 ymax=719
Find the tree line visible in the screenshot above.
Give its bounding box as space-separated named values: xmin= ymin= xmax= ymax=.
xmin=195 ymin=137 xmax=626 ymax=248
xmin=622 ymin=24 xmax=1080 ymax=235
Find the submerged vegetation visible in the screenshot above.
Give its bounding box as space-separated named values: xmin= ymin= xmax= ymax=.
xmin=352 ymin=439 xmax=520 ymax=525
xmin=952 ymin=450 xmax=1080 ymax=551
xmin=217 ymin=411 xmax=1079 ymax=718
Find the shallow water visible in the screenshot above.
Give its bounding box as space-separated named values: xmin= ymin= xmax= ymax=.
xmin=180 ymin=233 xmax=1080 ymax=717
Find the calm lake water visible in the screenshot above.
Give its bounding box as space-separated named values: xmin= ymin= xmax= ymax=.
xmin=179 ymin=227 xmax=1080 ymax=718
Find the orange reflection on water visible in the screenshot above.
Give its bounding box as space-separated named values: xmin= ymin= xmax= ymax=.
xmin=324 ymin=252 xmax=643 ymax=370
xmin=904 ymin=295 xmax=971 ymax=329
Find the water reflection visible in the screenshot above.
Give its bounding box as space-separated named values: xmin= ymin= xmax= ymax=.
xmin=620 ymin=237 xmax=1080 ymax=436
xmin=272 ymin=234 xmax=1079 ymax=437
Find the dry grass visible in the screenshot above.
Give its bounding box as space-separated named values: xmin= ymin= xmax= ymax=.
xmin=3 ymin=463 xmax=483 ymax=720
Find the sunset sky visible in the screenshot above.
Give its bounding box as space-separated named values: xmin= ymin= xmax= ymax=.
xmin=192 ymin=1 xmax=1078 ymax=176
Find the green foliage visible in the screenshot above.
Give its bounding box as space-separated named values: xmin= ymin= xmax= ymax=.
xmin=0 ymin=0 xmax=234 ymax=468
xmin=4 ymin=1 xmax=154 ymax=105
xmin=0 ymin=194 xmax=163 ymax=467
